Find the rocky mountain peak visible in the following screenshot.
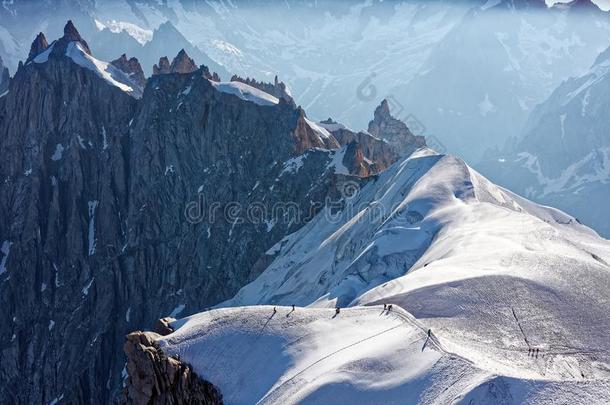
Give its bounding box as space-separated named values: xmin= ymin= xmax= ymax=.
xmin=152 ymin=56 xmax=171 ymax=75
xmin=152 ymin=51 xmax=198 ymax=75
xmin=27 ymin=32 xmax=48 ymax=61
xmin=63 ymin=20 xmax=81 ymax=41
xmin=368 ymin=99 xmax=426 ymax=156
xmin=53 ymin=20 xmax=91 ymax=55
xmin=169 ymin=49 xmax=197 ymax=74
xmin=111 ymin=54 xmax=146 ymax=88
xmin=374 ymin=99 xmax=392 ymax=119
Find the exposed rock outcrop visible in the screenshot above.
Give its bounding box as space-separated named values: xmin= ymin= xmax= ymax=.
xmin=27 ymin=32 xmax=48 ymax=62
xmin=0 ymin=56 xmax=8 ymax=94
xmin=367 ymin=99 xmax=426 ymax=156
xmin=169 ymin=49 xmax=198 ymax=74
xmin=57 ymin=19 xmax=92 ymax=55
xmin=111 ymin=54 xmax=147 ymax=88
xmin=154 ymin=317 xmax=177 ymax=336
xmin=332 ymin=127 xmax=399 ymax=174
xmin=153 ymin=50 xmax=200 ymax=76
xmin=153 ymin=56 xmax=171 ymax=75
xmin=124 ymin=331 xmax=222 ymax=405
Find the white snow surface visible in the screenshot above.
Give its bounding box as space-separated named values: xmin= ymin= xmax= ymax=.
xmin=0 ymin=240 xmax=12 ymax=275
xmin=51 ymin=143 xmax=64 ymax=161
xmin=32 ymin=42 xmax=55 ymax=64
xmin=316 ymin=121 xmax=347 ymax=133
xmin=87 ymin=200 xmax=98 ymax=256
xmin=64 ymin=42 xmax=143 ymax=98
xmin=159 ymin=306 xmax=489 ymax=405
xmin=209 ymin=80 xmax=279 ymax=106
xmin=304 ymin=118 xmax=331 ymax=139
xmin=94 ymin=19 xmax=153 ymax=45
xmin=326 ymin=147 xmax=350 ymax=175
xmin=158 ymin=149 xmax=610 ymax=404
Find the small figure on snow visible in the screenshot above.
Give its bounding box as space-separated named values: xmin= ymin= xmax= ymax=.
xmin=335 ymin=307 xmax=341 ymax=315
xmin=388 ymin=304 xmax=393 ymax=311
xmin=383 ymin=304 xmax=387 ymax=310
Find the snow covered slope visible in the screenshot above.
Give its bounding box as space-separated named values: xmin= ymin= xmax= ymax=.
xmin=151 ymin=148 xmax=610 ymax=403
xmin=209 ymin=80 xmax=279 ymax=106
xmin=65 ymin=41 xmax=142 ymax=96
xmin=158 ymin=306 xmax=490 ymax=404
xmin=158 ymin=304 xmax=610 ymax=404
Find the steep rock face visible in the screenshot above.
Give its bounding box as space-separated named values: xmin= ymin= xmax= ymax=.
xmin=153 ymin=50 xmax=201 ymax=76
xmin=153 ymin=56 xmax=171 ymax=75
xmin=123 ymin=70 xmax=343 ymax=322
xmin=27 ymin=33 xmax=49 ymax=62
xmin=0 ymin=56 xmax=8 ymax=94
xmin=0 ymin=34 xmax=137 ymax=404
xmin=367 ymin=99 xmax=426 ymax=156
xmin=111 ymin=54 xmax=147 ymax=89
xmin=58 ymin=19 xmax=92 ymax=55
xmin=169 ymin=49 xmax=198 ymax=74
xmin=330 ymin=126 xmax=399 ymax=174
xmin=123 ymin=331 xmax=222 ymax=405
xmin=0 ymin=22 xmax=391 ymax=404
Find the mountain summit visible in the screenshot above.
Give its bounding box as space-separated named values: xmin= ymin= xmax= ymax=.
xmin=27 ymin=32 xmax=48 ymax=62
xmin=0 ymin=20 xmax=417 ymax=404
xmin=367 ymin=99 xmax=426 ymax=155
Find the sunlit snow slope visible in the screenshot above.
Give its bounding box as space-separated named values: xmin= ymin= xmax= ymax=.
xmin=160 ymin=149 xmax=610 ymax=404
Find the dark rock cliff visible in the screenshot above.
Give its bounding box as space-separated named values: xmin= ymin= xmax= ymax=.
xmin=0 ymin=23 xmax=138 ymax=404
xmin=0 ymin=22 xmax=426 ymax=404
xmin=123 ymin=331 xmax=222 ymax=405
xmin=0 ymin=56 xmax=8 ymax=94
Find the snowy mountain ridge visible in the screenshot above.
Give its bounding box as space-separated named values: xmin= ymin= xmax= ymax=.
xmin=146 ymin=147 xmax=610 ymax=404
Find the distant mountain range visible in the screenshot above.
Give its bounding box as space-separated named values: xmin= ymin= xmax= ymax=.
xmin=480 ymin=45 xmax=610 ymax=237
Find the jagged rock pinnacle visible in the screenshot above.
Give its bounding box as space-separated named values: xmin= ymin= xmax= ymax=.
xmin=63 ymin=20 xmax=81 ymax=41
xmin=28 ymin=32 xmax=49 ymax=61
xmin=153 ymin=56 xmax=171 ymax=75
xmin=368 ymin=99 xmax=426 ymax=156
xmin=60 ymin=20 xmax=92 ymax=54
xmin=375 ymin=99 xmax=391 ymax=118
xmin=169 ymin=49 xmax=197 ymax=74
xmin=111 ymin=54 xmax=146 ymax=88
